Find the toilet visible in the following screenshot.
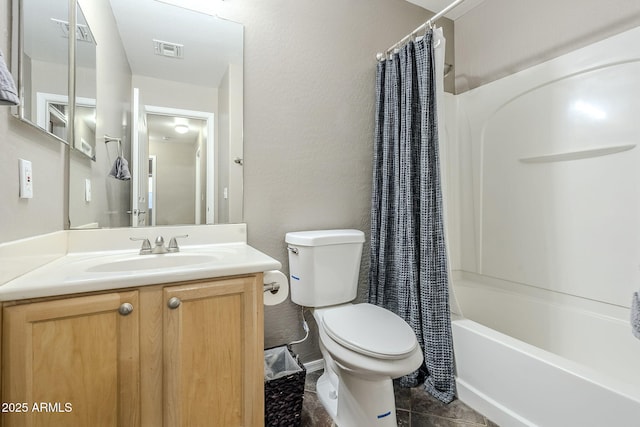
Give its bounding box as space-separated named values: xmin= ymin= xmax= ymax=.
xmin=285 ymin=229 xmax=423 ymax=427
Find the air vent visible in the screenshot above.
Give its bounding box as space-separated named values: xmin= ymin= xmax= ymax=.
xmin=153 ymin=39 xmax=184 ymax=59
xmin=50 ymin=18 xmax=94 ymax=43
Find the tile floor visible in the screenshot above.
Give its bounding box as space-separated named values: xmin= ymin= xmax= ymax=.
xmin=301 ymin=370 xmax=499 ymax=427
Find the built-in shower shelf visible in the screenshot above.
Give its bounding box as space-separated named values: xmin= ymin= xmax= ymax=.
xmin=518 ymin=144 xmax=636 ymax=163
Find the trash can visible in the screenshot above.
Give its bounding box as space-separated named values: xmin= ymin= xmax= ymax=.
xmin=264 ymin=345 xmax=306 ymax=426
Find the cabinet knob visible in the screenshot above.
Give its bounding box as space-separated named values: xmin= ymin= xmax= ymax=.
xmin=167 ymin=297 xmax=181 ymax=309
xmin=118 ymin=302 xmax=134 ymax=316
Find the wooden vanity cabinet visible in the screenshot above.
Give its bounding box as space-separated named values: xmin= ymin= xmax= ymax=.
xmin=1 ymin=274 xmax=265 ymax=427
xmin=1 ymin=291 xmax=140 ymax=427
xmin=162 ymin=275 xmax=264 ymax=427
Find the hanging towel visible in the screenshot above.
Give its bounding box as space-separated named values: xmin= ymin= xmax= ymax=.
xmin=108 ymin=156 xmax=131 ymax=180
xmin=0 ymin=50 xmax=19 ymax=106
xmin=632 ymin=292 xmax=640 ymax=340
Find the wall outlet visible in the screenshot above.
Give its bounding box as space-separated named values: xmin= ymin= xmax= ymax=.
xmin=18 ymin=159 xmax=33 ymax=199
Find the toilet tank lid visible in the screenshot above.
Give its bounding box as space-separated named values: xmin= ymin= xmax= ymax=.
xmin=285 ymin=229 xmax=365 ymax=246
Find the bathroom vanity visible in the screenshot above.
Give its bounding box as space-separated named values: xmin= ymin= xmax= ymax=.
xmin=0 ymin=225 xmax=280 ymax=427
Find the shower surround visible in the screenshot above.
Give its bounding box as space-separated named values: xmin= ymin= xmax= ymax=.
xmin=445 ymin=25 xmax=640 ymax=426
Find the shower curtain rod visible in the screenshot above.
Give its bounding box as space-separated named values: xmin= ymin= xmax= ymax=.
xmin=376 ymin=0 xmax=466 ymax=60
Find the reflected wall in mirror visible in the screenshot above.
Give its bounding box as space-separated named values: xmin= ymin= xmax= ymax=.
xmin=74 ymin=3 xmax=97 ymax=160
xmin=146 ymin=112 xmax=210 ymax=226
xmin=13 ymin=0 xmax=70 ymax=143
xmin=68 ymin=0 xmax=243 ymax=229
xmin=12 ymin=0 xmax=98 ymax=159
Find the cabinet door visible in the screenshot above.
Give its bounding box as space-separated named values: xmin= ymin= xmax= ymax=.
xmin=2 ymin=291 xmax=140 ymax=427
xmin=163 ymin=276 xmax=264 ymax=427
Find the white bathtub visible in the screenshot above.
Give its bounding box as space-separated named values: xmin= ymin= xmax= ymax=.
xmin=451 ymin=274 xmax=640 ymax=427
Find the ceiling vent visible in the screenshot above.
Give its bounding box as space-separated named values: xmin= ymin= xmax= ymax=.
xmin=153 ymin=39 xmax=184 ymax=59
xmin=51 ymin=18 xmax=95 ymax=43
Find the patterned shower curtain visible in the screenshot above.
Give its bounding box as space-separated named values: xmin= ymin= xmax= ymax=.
xmin=368 ymin=29 xmax=456 ymax=404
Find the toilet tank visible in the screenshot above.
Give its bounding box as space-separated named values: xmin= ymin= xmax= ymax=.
xmin=285 ymin=229 xmax=365 ymax=307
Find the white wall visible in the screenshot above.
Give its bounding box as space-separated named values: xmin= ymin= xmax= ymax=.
xmin=132 ymin=75 xmax=218 ymax=114
xmin=149 ymin=139 xmax=197 ymax=225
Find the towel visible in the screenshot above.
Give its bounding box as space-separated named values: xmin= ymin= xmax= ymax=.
xmin=108 ymin=156 xmax=131 ymax=180
xmin=0 ymin=50 xmax=19 ymax=106
xmin=632 ymin=292 xmax=640 ymax=340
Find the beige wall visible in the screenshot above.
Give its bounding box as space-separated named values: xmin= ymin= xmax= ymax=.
xmin=222 ymin=0 xmax=438 ymax=361
xmin=216 ymin=63 xmax=243 ymax=225
xmin=0 ymin=1 xmax=66 ymax=242
xmin=70 ymin=0 xmax=132 ymax=230
xmin=0 ymin=0 xmax=435 ymax=362
xmin=217 ymin=69 xmax=230 ymax=224
xmin=227 ymin=63 xmax=243 ymax=223
xmin=454 ymin=0 xmax=640 ymax=93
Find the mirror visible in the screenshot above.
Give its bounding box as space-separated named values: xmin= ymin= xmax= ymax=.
xmin=73 ymin=3 xmax=97 ymax=160
xmin=13 ymin=0 xmax=70 ymax=143
xmin=67 ymin=0 xmax=244 ymax=228
xmin=12 ymin=0 xmax=97 ymax=159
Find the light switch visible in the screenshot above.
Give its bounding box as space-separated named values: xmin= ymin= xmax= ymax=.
xmin=19 ymin=159 xmax=33 ymax=199
xmin=85 ymin=179 xmax=92 ymax=202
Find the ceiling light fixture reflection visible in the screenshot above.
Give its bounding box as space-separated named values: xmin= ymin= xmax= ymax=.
xmin=174 ymin=124 xmax=189 ymax=134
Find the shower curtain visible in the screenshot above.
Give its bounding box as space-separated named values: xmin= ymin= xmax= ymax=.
xmin=368 ymin=28 xmax=455 ymax=404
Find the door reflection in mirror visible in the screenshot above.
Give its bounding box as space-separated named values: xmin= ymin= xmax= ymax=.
xmin=146 ymin=113 xmax=209 ymax=226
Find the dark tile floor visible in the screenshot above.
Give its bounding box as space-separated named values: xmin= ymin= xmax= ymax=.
xmin=301 ymin=370 xmax=499 ymax=427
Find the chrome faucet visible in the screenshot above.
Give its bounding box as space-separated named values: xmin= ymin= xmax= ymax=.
xmin=130 ymin=237 xmax=152 ymax=255
xmin=168 ymin=235 xmax=188 ymax=252
xmin=130 ymin=234 xmax=189 ymax=255
xmin=152 ymin=236 xmax=168 ymax=254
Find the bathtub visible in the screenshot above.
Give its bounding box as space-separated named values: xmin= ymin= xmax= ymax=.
xmin=450 ymin=273 xmax=640 ymax=426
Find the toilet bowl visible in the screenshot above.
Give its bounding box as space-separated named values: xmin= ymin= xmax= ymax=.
xmin=312 ymin=303 xmax=423 ymax=426
xmin=285 ymin=227 xmax=423 ymax=427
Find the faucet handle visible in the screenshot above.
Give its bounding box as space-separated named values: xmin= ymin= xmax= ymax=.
xmin=168 ymin=234 xmax=189 ymax=252
xmin=130 ymin=237 xmax=152 ymax=254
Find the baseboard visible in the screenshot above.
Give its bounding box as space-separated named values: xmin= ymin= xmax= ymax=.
xmin=304 ymin=359 xmax=324 ymax=373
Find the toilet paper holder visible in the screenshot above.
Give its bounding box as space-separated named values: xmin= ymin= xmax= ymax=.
xmin=263 ymin=282 xmax=280 ymax=293
xmin=262 ymin=270 xmax=289 ymax=306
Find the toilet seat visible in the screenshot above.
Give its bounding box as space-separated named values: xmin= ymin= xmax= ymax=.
xmin=321 ymin=303 xmax=418 ymax=360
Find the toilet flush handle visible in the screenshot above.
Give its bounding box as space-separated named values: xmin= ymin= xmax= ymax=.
xmin=287 ymin=247 xmax=299 ymax=255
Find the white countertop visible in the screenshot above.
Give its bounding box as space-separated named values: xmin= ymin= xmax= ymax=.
xmin=0 ymin=242 xmax=282 ymax=301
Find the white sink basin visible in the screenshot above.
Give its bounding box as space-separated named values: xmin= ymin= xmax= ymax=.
xmin=85 ymin=253 xmax=218 ymax=273
xmin=0 ymin=241 xmax=282 ymax=301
